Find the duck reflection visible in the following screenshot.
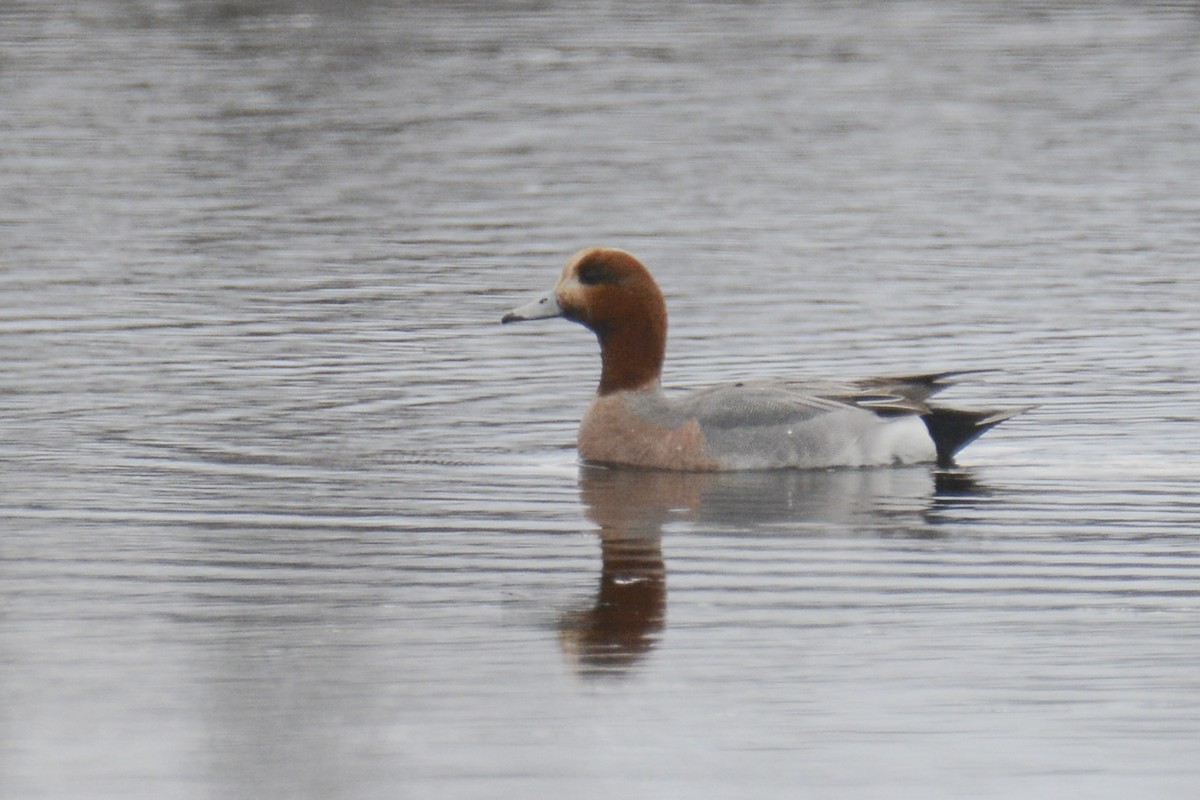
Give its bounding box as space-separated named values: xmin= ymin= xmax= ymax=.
xmin=560 ymin=464 xmax=988 ymax=677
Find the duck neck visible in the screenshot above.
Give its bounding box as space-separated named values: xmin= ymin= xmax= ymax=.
xmin=595 ymin=318 xmax=665 ymax=395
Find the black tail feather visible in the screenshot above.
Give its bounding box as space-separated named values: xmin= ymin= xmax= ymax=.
xmin=921 ymin=406 xmax=1029 ymax=468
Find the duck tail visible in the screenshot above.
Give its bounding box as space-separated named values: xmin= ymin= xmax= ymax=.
xmin=922 ymin=406 xmax=1033 ymax=468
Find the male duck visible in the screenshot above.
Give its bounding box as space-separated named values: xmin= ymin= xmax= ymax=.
xmin=502 ymin=247 xmax=1025 ymax=471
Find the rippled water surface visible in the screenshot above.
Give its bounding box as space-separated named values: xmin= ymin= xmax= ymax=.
xmin=3 ymin=1 xmax=1200 ymax=797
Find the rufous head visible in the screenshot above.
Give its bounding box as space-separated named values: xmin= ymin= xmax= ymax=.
xmin=503 ymin=247 xmax=668 ymax=394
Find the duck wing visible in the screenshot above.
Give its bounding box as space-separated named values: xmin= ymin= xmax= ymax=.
xmin=667 ymin=378 xmax=930 ymax=428
xmin=653 ymin=372 xmax=1028 ymax=468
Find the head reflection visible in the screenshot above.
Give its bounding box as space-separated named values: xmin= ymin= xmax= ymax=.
xmin=558 ymin=468 xmax=699 ymax=677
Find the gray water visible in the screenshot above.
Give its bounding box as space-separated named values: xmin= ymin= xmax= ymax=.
xmin=3 ymin=1 xmax=1200 ymax=797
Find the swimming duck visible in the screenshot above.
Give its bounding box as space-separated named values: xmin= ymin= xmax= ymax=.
xmin=502 ymin=247 xmax=1025 ymax=471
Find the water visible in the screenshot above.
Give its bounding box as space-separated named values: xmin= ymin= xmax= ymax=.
xmin=2 ymin=1 xmax=1200 ymax=797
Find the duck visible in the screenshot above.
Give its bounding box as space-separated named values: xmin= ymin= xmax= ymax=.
xmin=502 ymin=247 xmax=1026 ymax=471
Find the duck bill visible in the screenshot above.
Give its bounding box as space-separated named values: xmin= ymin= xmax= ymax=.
xmin=501 ymin=290 xmax=563 ymax=323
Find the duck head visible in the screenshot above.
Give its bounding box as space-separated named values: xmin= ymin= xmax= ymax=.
xmin=503 ymin=247 xmax=668 ymax=395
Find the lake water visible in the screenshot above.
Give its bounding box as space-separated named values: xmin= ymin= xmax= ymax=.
xmin=3 ymin=1 xmax=1200 ymax=797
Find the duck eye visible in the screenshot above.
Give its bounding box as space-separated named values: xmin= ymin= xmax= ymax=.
xmin=578 ymin=261 xmax=613 ymax=286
